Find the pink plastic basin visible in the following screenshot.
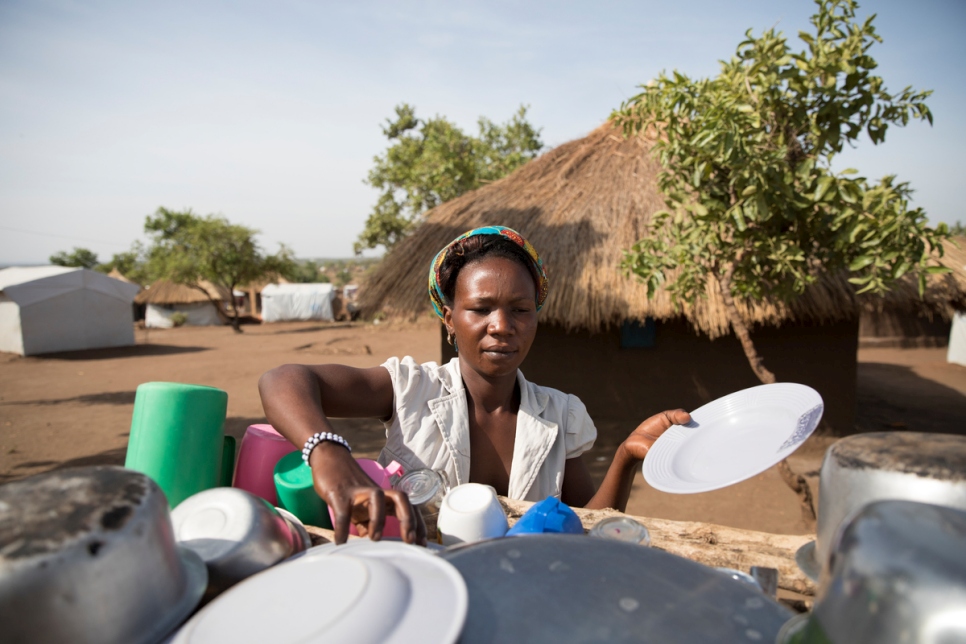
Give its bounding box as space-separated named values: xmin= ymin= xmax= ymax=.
xmin=233 ymin=424 xmax=297 ymax=505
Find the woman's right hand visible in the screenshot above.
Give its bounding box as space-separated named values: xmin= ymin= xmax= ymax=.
xmin=309 ymin=442 xmax=427 ymax=546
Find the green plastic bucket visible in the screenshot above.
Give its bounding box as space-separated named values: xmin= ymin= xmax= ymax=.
xmin=124 ymin=382 xmax=234 ymax=507
xmin=274 ymin=450 xmax=332 ymax=529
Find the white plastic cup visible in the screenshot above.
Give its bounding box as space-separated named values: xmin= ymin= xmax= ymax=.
xmin=436 ymin=483 xmax=508 ymax=546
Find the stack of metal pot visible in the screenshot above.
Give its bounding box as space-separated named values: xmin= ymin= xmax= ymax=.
xmin=788 ymin=432 xmax=966 ymax=643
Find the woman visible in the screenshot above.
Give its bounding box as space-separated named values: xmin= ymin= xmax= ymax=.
xmin=259 ymin=226 xmax=690 ymax=546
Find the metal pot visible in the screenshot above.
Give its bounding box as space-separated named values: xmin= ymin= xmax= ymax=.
xmin=0 ymin=466 xmax=208 ymax=644
xmin=808 ymin=500 xmax=966 ymax=643
xmin=171 ymin=487 xmax=307 ymax=596
xmin=813 ymin=432 xmax=966 ymax=578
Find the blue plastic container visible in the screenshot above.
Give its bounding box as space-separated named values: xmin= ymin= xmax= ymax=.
xmin=506 ymin=496 xmax=584 ymax=536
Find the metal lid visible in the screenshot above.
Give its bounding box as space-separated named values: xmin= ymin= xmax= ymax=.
xmin=826 ymin=432 xmax=966 ymax=481
xmin=588 ymin=516 xmax=650 ymax=546
xmin=396 ymin=469 xmax=443 ymax=505
xmin=441 ymin=534 xmax=791 ymax=643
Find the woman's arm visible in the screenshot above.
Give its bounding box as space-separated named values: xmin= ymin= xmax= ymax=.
xmin=258 ymin=363 xmax=425 ymax=545
xmin=561 ymin=409 xmax=691 ymax=512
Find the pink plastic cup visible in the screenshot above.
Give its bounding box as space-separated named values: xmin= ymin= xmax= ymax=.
xmin=328 ymin=459 xmax=405 ymax=538
xmin=233 ymin=424 xmax=297 ymax=505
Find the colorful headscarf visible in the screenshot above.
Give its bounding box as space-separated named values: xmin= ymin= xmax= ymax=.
xmin=428 ymin=225 xmax=549 ymax=320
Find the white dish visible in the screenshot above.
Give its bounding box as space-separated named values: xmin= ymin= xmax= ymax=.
xmin=170 ymin=540 xmax=467 ymax=644
xmin=437 ymin=483 xmax=508 ymax=546
xmin=643 ymin=383 xmax=823 ymax=494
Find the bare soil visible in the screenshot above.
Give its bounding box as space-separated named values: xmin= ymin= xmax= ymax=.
xmin=2 ymin=321 xmax=964 ymax=536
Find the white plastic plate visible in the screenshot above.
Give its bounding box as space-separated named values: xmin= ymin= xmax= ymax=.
xmin=643 ymin=383 xmax=823 ymax=494
xmin=170 ymin=540 xmax=467 ymax=644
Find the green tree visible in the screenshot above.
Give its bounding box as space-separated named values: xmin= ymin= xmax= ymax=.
xmin=613 ymin=0 xmax=949 ymax=385
xmin=50 ymin=247 xmax=100 ymax=269
xmin=355 ymin=104 xmax=543 ymax=252
xmin=95 ymin=245 xmax=152 ymax=285
xmin=290 ymin=259 xmax=330 ymax=283
xmin=143 ymin=208 xmax=297 ymax=331
xmin=950 ymin=221 xmax=966 ymax=236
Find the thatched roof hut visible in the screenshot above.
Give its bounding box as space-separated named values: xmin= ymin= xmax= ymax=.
xmin=107 ymin=268 xmax=138 ymax=287
xmin=135 ymin=280 xmax=229 ymax=305
xmin=362 ymin=122 xmax=966 ymax=337
xmin=360 ymin=122 xmax=966 ymax=431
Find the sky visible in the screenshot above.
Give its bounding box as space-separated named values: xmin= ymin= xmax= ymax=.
xmin=1 ymin=0 xmax=964 ymax=265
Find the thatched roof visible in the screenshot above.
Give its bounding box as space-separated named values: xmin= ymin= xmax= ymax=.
xmin=361 ymin=122 xmax=966 ymax=338
xmin=106 ymin=268 xmax=137 ymax=286
xmin=135 ymin=279 xmax=229 ymax=305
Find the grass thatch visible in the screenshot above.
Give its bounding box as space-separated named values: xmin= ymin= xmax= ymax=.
xmin=361 ymin=122 xmax=966 ymax=338
xmin=135 ymin=279 xmax=229 ymax=305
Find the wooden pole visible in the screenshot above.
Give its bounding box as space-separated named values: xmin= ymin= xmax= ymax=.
xmin=303 ymin=497 xmax=817 ymax=597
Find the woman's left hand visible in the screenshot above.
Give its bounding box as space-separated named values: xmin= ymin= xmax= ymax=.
xmin=619 ymin=409 xmax=691 ymax=462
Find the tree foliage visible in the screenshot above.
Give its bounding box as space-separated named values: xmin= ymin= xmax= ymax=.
xmin=288 ymin=259 xmax=329 ymax=284
xmin=50 ymin=247 xmax=100 ymax=269
xmin=94 ymin=246 xmax=152 ymax=284
xmin=355 ymin=104 xmax=543 ymax=252
xmin=612 ymin=0 xmax=950 ymax=384
xmin=143 ymin=208 xmax=296 ymax=331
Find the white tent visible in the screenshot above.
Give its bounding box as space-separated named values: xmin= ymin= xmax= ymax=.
xmin=0 ymin=266 xmax=140 ymax=356
xmin=261 ymin=283 xmax=334 ymax=322
xmin=948 ymin=311 xmax=966 ymax=367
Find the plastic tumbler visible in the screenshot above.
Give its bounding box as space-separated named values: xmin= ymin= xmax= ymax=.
xmin=395 ymin=469 xmax=447 ymax=541
xmin=274 ymin=451 xmax=333 ymax=529
xmin=233 ymin=424 xmax=297 ymax=505
xmin=124 ymin=382 xmax=235 ymax=508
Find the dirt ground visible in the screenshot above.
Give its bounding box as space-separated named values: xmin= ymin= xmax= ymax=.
xmin=2 ymin=319 xmax=964 ymax=536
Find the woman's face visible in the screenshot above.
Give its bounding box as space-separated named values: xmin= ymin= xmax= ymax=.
xmin=443 ymin=256 xmax=538 ymax=380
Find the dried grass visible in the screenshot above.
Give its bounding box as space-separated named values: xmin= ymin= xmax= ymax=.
xmin=361 ymin=122 xmax=966 ymax=338
xmin=134 ymin=279 xmax=229 ymax=305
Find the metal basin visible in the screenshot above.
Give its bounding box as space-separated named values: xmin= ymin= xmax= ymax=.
xmin=812 ymin=432 xmax=966 ymax=578
xmin=0 ymin=466 xmax=208 ymax=644
xmin=172 ymin=487 xmax=307 ymax=596
xmin=808 ymin=500 xmax=966 ymax=643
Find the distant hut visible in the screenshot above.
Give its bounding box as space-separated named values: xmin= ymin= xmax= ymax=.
xmin=361 ymin=123 xmax=966 ymax=433
xmin=107 ymin=268 xmax=136 ymax=285
xmin=239 ymin=276 xmax=290 ymax=319
xmin=858 ymin=234 xmax=966 ymax=348
xmin=136 ymin=279 xmax=229 ymax=328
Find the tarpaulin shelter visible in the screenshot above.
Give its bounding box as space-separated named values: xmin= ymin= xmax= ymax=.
xmin=949 ymin=307 xmax=966 ymax=367
xmin=0 ymin=266 xmax=140 ymax=356
xmin=261 ymin=283 xmax=334 ymax=322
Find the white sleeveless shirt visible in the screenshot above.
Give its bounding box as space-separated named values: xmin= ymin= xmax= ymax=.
xmin=378 ymin=356 xmax=597 ymax=502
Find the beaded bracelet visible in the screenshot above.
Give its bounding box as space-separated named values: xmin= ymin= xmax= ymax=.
xmin=302 ymin=431 xmax=352 ymax=464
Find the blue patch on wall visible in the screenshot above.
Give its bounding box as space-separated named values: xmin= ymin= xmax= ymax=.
xmin=621 ymin=318 xmax=656 ymax=348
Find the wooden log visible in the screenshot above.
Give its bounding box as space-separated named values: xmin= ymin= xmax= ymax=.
xmin=499 ymin=497 xmax=816 ymax=597
xmin=302 ymin=498 xmax=817 ymax=597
